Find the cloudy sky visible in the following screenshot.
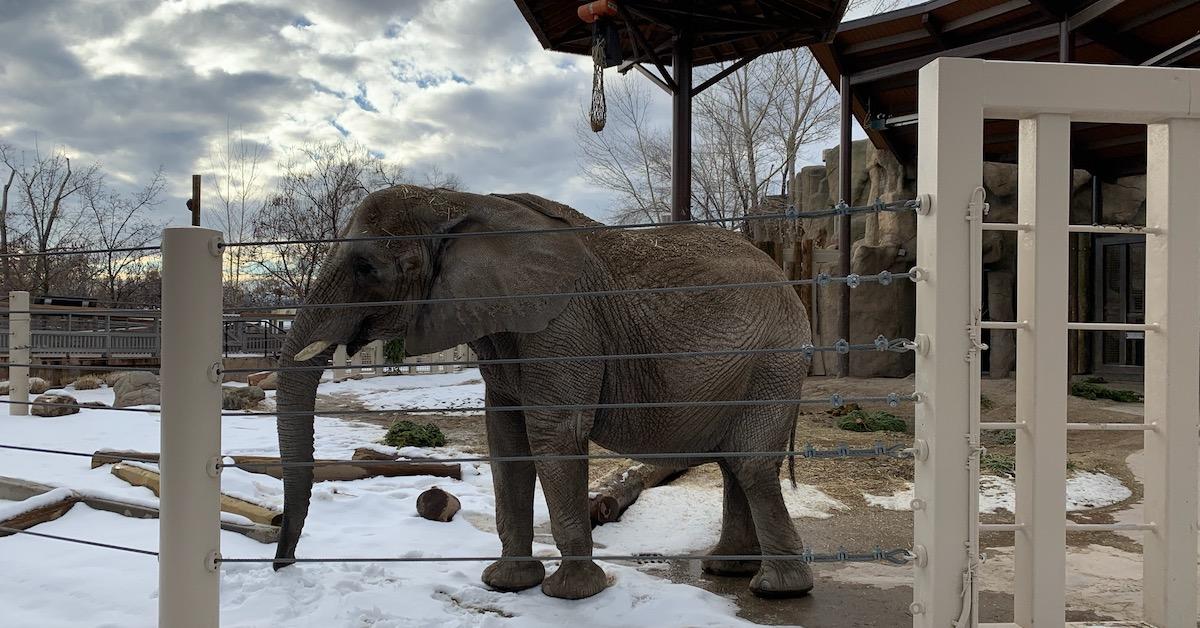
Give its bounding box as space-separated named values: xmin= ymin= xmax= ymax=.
xmin=0 ymin=0 xmax=909 ymax=225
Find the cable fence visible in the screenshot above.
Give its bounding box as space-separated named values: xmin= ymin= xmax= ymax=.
xmin=0 ymin=196 xmax=927 ymax=625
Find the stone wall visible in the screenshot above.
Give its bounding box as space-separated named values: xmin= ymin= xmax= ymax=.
xmin=754 ymin=139 xmax=1149 ymax=378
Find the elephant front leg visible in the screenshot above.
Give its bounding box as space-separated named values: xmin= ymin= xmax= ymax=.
xmin=481 ymin=404 xmax=545 ymax=592
xmin=528 ymin=410 xmax=607 ymax=600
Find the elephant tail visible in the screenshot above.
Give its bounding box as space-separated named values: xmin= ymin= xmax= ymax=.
xmin=787 ymin=410 xmax=798 ymax=488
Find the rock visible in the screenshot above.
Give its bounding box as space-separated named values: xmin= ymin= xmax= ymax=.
xmin=32 ymin=393 xmax=79 ymax=417
xmin=223 ymin=386 xmax=266 ymax=410
xmin=113 ymin=371 xmax=160 ymax=408
xmin=28 ymin=378 xmax=50 ymax=395
xmin=416 ymin=487 xmax=461 ymax=522
xmin=247 ymin=371 xmax=277 ymax=390
xmin=72 ymin=375 xmax=103 ymax=390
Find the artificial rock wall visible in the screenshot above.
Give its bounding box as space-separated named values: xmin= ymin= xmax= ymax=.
xmin=762 ymin=139 xmax=1148 ymax=378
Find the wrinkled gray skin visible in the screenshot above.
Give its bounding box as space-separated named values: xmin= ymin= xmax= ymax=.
xmin=275 ymin=186 xmax=814 ymax=600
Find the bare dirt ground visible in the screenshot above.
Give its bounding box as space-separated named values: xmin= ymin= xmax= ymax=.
xmin=321 ymin=374 xmax=1172 ymax=626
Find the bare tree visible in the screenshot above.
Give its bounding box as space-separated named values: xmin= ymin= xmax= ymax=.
xmin=0 ymin=142 xmax=99 ymax=294
xmin=249 ymin=141 xmax=377 ymax=302
xmin=207 ymin=124 xmax=267 ymax=304
xmin=81 ymin=168 xmax=165 ymax=302
xmin=578 ymin=0 xmax=900 ymax=224
xmin=1 ymin=160 xmax=14 ymax=289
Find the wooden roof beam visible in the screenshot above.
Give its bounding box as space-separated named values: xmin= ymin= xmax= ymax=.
xmin=1142 ymin=33 xmax=1200 ymax=67
xmin=1067 ymin=0 xmax=1128 ymax=30
xmin=849 ymin=22 xmax=1059 ymax=85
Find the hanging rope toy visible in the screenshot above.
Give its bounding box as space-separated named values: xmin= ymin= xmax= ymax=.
xmin=578 ymin=1 xmax=621 ymax=132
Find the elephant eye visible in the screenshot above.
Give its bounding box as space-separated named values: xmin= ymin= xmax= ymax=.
xmin=353 ymin=257 xmax=376 ymax=279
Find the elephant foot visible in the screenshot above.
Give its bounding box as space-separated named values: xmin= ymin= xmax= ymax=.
xmin=541 ymin=560 xmax=607 ymax=600
xmin=701 ymin=542 xmax=761 ymax=576
xmin=482 ymin=559 xmax=545 ymax=592
xmin=749 ymin=560 xmax=813 ymax=598
xmin=702 ymin=557 xmax=761 ymax=576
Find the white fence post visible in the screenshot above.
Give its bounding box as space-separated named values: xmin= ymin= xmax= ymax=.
xmin=913 ymin=58 xmax=981 ymax=627
xmin=159 ymin=227 xmax=223 ymax=628
xmin=1013 ymin=114 xmax=1069 ymax=625
xmin=372 ymin=340 xmax=384 ymax=377
xmin=8 ymin=291 xmax=29 ymax=415
xmin=1141 ymin=118 xmax=1200 ymax=626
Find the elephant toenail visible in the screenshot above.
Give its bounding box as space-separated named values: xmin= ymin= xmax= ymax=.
xmin=760 ymin=579 xmax=771 ymax=590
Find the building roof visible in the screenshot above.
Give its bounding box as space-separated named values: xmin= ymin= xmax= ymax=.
xmin=810 ymin=0 xmax=1200 ymax=177
xmin=514 ymin=0 xmax=851 ymax=66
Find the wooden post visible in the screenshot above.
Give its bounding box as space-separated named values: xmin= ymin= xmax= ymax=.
xmin=670 ymin=30 xmax=692 ymax=222
xmin=837 ymin=74 xmax=853 ymax=377
xmin=191 ymin=175 xmax=201 ymax=227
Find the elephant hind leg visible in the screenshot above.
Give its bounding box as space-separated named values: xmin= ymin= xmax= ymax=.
xmin=725 ymin=457 xmax=813 ymax=598
xmin=702 ymin=460 xmax=760 ymax=576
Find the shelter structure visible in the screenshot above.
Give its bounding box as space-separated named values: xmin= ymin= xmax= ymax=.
xmin=513 ymin=0 xmax=851 ymax=221
xmin=807 ymin=0 xmax=1200 ymax=377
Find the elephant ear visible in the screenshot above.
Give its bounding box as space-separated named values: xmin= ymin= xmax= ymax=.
xmin=404 ymin=193 xmax=595 ymax=355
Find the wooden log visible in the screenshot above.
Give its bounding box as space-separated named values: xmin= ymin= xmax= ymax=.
xmin=0 ymin=488 xmax=81 ymax=535
xmin=91 ymin=449 xmax=159 ymax=469
xmin=0 ymin=476 xmax=276 ymax=543
xmin=110 ymin=462 xmax=283 ymax=526
xmin=588 ymin=464 xmax=687 ymax=527
xmin=416 ymin=487 xmax=461 ymax=522
xmin=351 ymin=447 xmax=399 ymax=461
xmin=229 ymin=455 xmax=462 ymax=482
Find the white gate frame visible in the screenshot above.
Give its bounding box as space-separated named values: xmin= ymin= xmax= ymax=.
xmin=914 ymin=58 xmax=1200 ymax=627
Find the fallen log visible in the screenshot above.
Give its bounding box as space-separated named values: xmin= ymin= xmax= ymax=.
xmin=91 ymin=449 xmax=460 ymax=482
xmin=90 ymin=449 xmax=159 ymax=469
xmin=229 ymin=455 xmax=462 ymax=482
xmin=0 ymin=488 xmax=81 ymax=535
xmin=588 ymin=463 xmax=687 ymax=527
xmin=0 ymin=475 xmax=276 ymax=543
xmin=111 ymin=462 xmax=283 ymax=526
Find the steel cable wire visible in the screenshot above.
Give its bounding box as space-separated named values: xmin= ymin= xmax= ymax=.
xmin=222 ymin=548 xmax=916 ymax=566
xmin=219 ymin=199 xmax=919 ymax=250
xmin=0 ymin=525 xmax=159 ymax=556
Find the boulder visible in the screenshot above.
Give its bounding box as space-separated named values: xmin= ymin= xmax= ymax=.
xmin=72 ymin=375 xmax=103 ymax=390
xmin=113 ymin=371 xmax=160 ymax=408
xmin=223 ymin=386 xmax=266 ymax=410
xmin=32 ymin=393 xmax=79 ymax=417
xmin=28 ymin=377 xmax=50 ymax=395
xmin=246 ymin=371 xmax=277 ymax=391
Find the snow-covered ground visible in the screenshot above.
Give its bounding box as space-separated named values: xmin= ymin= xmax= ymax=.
xmin=0 ymin=374 xmax=780 ymax=627
xmin=862 ymin=470 xmax=1132 ymax=514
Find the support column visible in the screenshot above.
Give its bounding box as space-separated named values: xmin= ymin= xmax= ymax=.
xmin=1013 ymin=113 xmax=1069 ymax=626
xmin=838 ymin=74 xmax=853 ymax=377
xmin=159 ymin=227 xmax=223 ymax=628
xmin=8 ymin=291 xmax=29 ymax=415
xmin=671 ymin=31 xmax=692 ymax=222
xmin=912 ymin=58 xmax=982 ymax=628
xmin=1141 ymin=118 xmax=1200 ymax=627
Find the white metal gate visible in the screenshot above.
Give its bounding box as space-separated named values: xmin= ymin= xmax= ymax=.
xmin=913 ymin=58 xmax=1200 ymax=627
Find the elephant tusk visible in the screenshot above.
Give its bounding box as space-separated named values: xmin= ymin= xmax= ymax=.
xmin=294 ymin=339 xmax=334 ymax=361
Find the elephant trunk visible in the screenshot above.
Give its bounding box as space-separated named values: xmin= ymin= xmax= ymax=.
xmin=273 ymin=306 xmax=331 ymax=570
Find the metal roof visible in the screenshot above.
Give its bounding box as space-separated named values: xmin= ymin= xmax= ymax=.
xmin=514 ymin=0 xmax=851 ymax=66
xmin=810 ymin=0 xmax=1200 ymax=177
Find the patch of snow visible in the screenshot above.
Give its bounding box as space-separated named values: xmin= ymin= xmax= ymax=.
xmin=978 ymin=472 xmax=1131 ymax=514
xmin=595 ymin=483 xmax=846 ymax=556
xmin=863 ymin=482 xmax=914 ymax=511
xmin=320 ymin=369 xmax=486 ymax=414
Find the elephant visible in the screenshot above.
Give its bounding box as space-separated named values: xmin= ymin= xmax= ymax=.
xmin=273 ymin=185 xmax=815 ymax=600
